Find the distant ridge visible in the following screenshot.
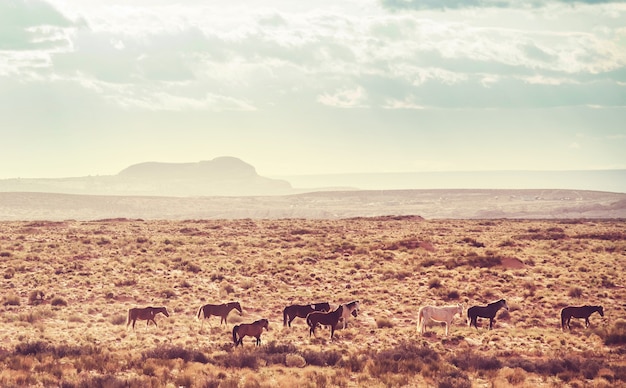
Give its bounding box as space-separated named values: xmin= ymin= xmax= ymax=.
xmin=1 ymin=189 xmax=624 ymax=221
xmin=0 ymin=157 xmax=292 ymax=196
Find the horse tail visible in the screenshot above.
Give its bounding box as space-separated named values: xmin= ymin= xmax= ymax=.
xmin=197 ymin=306 xmax=203 ymax=320
xmin=467 ymin=308 xmax=472 ymax=327
xmin=233 ymin=325 xmax=240 ymax=345
xmin=560 ymin=308 xmax=566 ymax=330
xmin=283 ymin=307 xmax=288 ymax=327
xmin=127 ymin=309 xmax=131 ymax=326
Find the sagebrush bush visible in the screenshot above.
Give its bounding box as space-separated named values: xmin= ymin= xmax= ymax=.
xmin=143 ymin=345 xmax=209 ymax=364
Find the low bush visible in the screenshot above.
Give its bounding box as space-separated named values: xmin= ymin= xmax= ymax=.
xmin=142 ymin=345 xmax=209 ymax=364
xmin=450 ymin=350 xmax=502 ymax=372
xmin=603 ymin=320 xmax=626 ymax=346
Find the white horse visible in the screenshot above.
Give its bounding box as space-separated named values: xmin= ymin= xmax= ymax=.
xmin=417 ymin=304 xmax=463 ymax=336
xmin=339 ymin=300 xmax=360 ymax=329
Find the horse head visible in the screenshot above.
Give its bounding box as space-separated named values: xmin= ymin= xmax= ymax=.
xmin=500 ymin=299 xmax=509 ymax=311
xmin=233 ymin=302 xmax=243 ymax=314
xmin=318 ymin=302 xmax=331 ymax=312
xmin=456 ymin=304 xmax=463 ymax=316
xmin=160 ymin=307 xmax=170 ymax=317
xmin=598 ymin=306 xmax=604 ymax=317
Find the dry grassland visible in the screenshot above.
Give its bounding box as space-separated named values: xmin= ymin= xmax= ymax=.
xmin=0 ymin=217 xmax=625 ymax=387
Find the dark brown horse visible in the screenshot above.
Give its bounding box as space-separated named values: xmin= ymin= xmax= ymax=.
xmin=233 ymin=319 xmax=269 ymax=347
xmin=468 ymin=299 xmax=508 ymax=330
xmin=127 ymin=306 xmax=169 ymax=330
xmin=283 ymin=302 xmax=330 ymax=327
xmin=197 ymin=301 xmax=242 ymax=327
xmin=561 ymin=305 xmax=604 ymax=330
xmin=306 ymin=305 xmax=343 ymax=339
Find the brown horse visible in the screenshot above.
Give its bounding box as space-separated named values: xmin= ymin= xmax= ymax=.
xmin=283 ymin=302 xmax=331 ymax=327
xmin=197 ymin=301 xmax=242 ymax=327
xmin=306 ymin=305 xmax=343 ymax=339
xmin=127 ymin=306 xmax=169 ymax=330
xmin=561 ymin=305 xmax=604 ymax=331
xmin=233 ymin=319 xmax=269 ymax=347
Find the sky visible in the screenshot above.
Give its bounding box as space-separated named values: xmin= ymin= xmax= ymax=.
xmin=1 ymin=0 xmax=625 ymax=180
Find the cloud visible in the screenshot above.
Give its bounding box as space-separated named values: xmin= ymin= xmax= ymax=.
xmin=317 ymin=86 xmax=368 ymax=108
xmin=2 ymin=0 xmax=624 ymax=114
xmin=380 ymin=0 xmax=626 ymax=11
xmin=0 ymin=0 xmax=79 ymax=50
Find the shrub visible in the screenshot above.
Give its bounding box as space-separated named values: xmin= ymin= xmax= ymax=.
xmin=450 ymin=350 xmax=502 ymax=371
xmin=428 ymin=278 xmax=442 ymax=289
xmin=568 ymin=287 xmax=583 ymax=298
xmin=604 ymin=320 xmax=626 ymax=346
xmin=28 ymin=290 xmax=45 ymax=305
xmin=143 ymin=345 xmax=208 ymax=364
xmin=50 ymin=297 xmax=68 ymax=307
xmin=3 ymin=294 xmax=20 ymax=306
xmin=301 ymin=349 xmax=341 ymax=367
xmin=285 ymin=353 xmax=306 ymax=368
xmin=368 ymin=342 xmax=438 ymax=378
xmin=376 ymin=317 xmax=394 ymax=328
xmin=466 ymin=255 xmax=501 ymax=268
xmin=437 ymin=369 xmax=471 ymax=388
xmin=15 ymin=341 xmax=49 ymax=356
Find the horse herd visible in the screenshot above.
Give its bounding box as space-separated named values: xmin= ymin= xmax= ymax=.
xmin=127 ymin=300 xmax=360 ymax=347
xmin=127 ymin=299 xmax=604 ymax=347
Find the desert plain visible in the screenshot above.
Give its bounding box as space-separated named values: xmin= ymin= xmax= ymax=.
xmin=0 ymin=216 xmax=625 ymax=387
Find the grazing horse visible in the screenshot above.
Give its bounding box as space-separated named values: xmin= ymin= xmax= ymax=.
xmin=338 ymin=300 xmax=360 ymax=329
xmin=561 ymin=305 xmax=604 ymax=331
xmin=233 ymin=319 xmax=269 ymax=347
xmin=197 ymin=301 xmax=242 ymax=327
xmin=468 ymin=299 xmax=508 ymax=330
xmin=283 ymin=302 xmax=330 ymax=327
xmin=127 ymin=306 xmax=169 ymax=330
xmin=307 ymin=305 xmax=344 ymax=339
xmin=417 ymin=304 xmax=463 ymax=336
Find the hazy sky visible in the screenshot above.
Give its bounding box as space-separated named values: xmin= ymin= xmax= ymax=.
xmin=1 ymin=0 xmax=625 ymax=179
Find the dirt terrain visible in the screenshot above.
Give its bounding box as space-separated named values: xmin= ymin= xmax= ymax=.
xmin=0 ymin=217 xmax=625 ymax=387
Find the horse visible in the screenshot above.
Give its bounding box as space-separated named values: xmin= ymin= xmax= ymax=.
xmin=197 ymin=301 xmax=242 ymax=327
xmin=468 ymin=299 xmax=508 ymax=330
xmin=338 ymin=300 xmax=360 ymax=329
xmin=561 ymin=305 xmax=604 ymax=331
xmin=127 ymin=306 xmax=169 ymax=330
xmin=307 ymin=305 xmax=343 ymax=339
xmin=417 ymin=304 xmax=463 ymax=336
xmin=233 ymin=318 xmax=269 ymax=347
xmin=283 ymin=302 xmax=330 ymax=327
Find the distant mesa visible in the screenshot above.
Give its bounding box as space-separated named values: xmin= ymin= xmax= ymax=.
xmin=0 ymin=157 xmax=293 ymax=197
xmin=118 ymin=157 xmax=258 ymax=181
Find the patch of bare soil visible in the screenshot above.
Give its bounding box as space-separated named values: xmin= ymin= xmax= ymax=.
xmin=500 ymin=256 xmax=526 ymax=269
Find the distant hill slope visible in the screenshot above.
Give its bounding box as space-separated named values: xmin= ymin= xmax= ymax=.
xmin=1 ymin=189 xmax=625 ymax=221
xmin=0 ymin=157 xmax=292 ymax=196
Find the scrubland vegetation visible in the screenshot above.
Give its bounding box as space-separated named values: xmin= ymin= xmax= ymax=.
xmin=0 ymin=217 xmax=625 ymax=387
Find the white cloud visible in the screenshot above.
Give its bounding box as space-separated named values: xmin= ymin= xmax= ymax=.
xmin=317 ymin=86 xmax=368 ymax=108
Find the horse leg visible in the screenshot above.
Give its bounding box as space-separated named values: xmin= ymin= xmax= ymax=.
xmin=445 ymin=321 xmax=449 ymax=336
xmin=585 ymin=317 xmax=590 ymax=328
xmin=489 ymin=318 xmax=494 ymax=330
xmin=330 ymin=325 xmax=335 ymax=340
